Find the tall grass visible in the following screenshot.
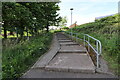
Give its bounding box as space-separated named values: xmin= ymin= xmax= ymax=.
xmin=2 ymin=32 xmax=53 ymax=79
xmin=67 ymin=14 xmax=119 ymax=75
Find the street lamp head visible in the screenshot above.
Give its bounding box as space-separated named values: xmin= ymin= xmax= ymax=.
xmin=70 ymin=8 xmax=73 ymax=10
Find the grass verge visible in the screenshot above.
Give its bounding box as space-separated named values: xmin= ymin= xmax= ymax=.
xmin=2 ymin=32 xmax=53 ymax=79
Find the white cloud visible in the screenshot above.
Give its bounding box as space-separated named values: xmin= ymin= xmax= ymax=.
xmin=59 ymin=0 xmax=118 ymax=26
xmin=66 ymin=10 xmax=117 ymax=26
xmin=66 ymin=14 xmax=95 ymax=26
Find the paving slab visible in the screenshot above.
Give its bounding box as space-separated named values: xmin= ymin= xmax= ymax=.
xmin=45 ymin=53 xmax=95 ymax=73
xmin=58 ymin=50 xmax=87 ymax=53
xmin=59 ymin=52 xmax=87 ymax=54
xmin=59 ymin=42 xmax=78 ymax=46
xmin=58 ymin=40 xmax=72 ymax=42
xmin=22 ymin=68 xmax=116 ymax=78
xmin=60 ymin=45 xmax=87 ymax=52
xmin=57 ymin=38 xmax=70 ymax=40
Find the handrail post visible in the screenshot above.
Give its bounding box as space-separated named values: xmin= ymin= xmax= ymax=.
xmin=84 ymin=35 xmax=85 ymax=47
xmin=97 ymin=54 xmax=99 ymax=68
xmin=76 ymin=33 xmax=77 ymax=42
xmin=96 ymin=41 xmax=98 ymax=53
xmin=71 ymin=32 xmax=73 ymax=40
xmin=88 ymin=37 xmax=90 ymax=52
xmin=96 ymin=41 xmax=99 ymax=68
xmin=100 ymin=42 xmax=102 ymax=55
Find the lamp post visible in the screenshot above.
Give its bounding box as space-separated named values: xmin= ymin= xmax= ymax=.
xmin=70 ymin=8 xmax=73 ymax=36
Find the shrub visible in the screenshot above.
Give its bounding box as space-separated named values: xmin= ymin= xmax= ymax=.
xmin=2 ymin=32 xmax=53 ymax=79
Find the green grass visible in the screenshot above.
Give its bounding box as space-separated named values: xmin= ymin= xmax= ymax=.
xmin=66 ymin=14 xmax=119 ymax=75
xmin=2 ymin=32 xmax=53 ymax=79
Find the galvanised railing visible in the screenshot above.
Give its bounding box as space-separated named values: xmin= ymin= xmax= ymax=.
xmin=63 ymin=31 xmax=102 ymax=68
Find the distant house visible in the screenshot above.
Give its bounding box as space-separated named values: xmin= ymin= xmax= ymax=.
xmin=95 ymin=14 xmax=115 ymax=20
xmin=69 ymin=22 xmax=78 ymax=28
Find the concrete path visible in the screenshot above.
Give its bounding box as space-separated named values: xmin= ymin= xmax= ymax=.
xmin=32 ymin=34 xmax=60 ymax=68
xmin=21 ymin=32 xmax=117 ymax=78
xmin=45 ymin=53 xmax=95 ymax=73
xmin=45 ymin=33 xmax=95 ymax=73
xmin=21 ymin=69 xmax=116 ymax=78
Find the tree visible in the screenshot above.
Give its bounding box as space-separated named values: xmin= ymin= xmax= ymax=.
xmin=2 ymin=2 xmax=34 ymax=38
xmin=2 ymin=2 xmax=16 ymax=38
xmin=40 ymin=2 xmax=61 ymax=32
xmin=2 ymin=2 xmax=61 ymax=38
xmin=59 ymin=16 xmax=67 ymax=27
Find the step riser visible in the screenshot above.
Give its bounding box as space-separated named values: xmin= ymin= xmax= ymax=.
xmin=46 ymin=33 xmax=95 ymax=73
xmin=58 ymin=39 xmax=70 ymax=40
xmin=45 ymin=67 xmax=95 ymax=73
xmin=58 ymin=51 xmax=87 ymax=53
xmin=59 ymin=41 xmax=72 ymax=42
xmin=59 ymin=40 xmax=72 ymax=41
xmin=60 ymin=44 xmax=79 ymax=46
xmin=58 ymin=52 xmax=87 ymax=54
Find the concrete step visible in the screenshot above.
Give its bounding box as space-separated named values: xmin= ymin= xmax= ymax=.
xmin=58 ymin=50 xmax=87 ymax=53
xmin=59 ymin=52 xmax=87 ymax=54
xmin=45 ymin=53 xmax=95 ymax=73
xmin=59 ymin=42 xmax=78 ymax=46
xmin=59 ymin=40 xmax=72 ymax=42
xmin=60 ymin=45 xmax=87 ymax=51
xmin=45 ymin=33 xmax=95 ymax=73
xmin=58 ymin=38 xmax=70 ymax=40
xmin=59 ymin=45 xmax=87 ymax=53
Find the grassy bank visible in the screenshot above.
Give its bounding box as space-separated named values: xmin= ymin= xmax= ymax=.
xmin=2 ymin=32 xmax=53 ymax=79
xmin=67 ymin=14 xmax=119 ymax=75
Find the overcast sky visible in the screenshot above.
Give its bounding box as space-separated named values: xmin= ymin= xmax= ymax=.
xmin=58 ymin=0 xmax=119 ymax=26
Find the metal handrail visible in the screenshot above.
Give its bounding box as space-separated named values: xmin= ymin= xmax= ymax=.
xmin=63 ymin=31 xmax=102 ymax=68
xmin=84 ymin=34 xmax=102 ymax=68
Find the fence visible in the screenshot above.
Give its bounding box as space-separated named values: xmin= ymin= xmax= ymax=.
xmin=63 ymin=31 xmax=102 ymax=68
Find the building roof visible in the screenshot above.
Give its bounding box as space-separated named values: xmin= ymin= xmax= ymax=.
xmin=69 ymin=23 xmax=78 ymax=28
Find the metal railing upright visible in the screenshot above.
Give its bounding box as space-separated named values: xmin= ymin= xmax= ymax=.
xmin=84 ymin=34 xmax=102 ymax=68
xmin=63 ymin=31 xmax=102 ymax=68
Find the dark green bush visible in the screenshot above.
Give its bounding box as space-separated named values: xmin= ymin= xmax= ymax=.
xmin=2 ymin=32 xmax=53 ymax=79
xmin=62 ymin=27 xmax=69 ymax=30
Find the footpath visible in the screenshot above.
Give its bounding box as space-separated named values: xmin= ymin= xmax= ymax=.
xmin=21 ymin=32 xmax=117 ymax=78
